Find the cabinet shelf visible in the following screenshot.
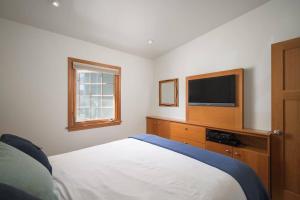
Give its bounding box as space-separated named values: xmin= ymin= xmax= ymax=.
xmin=146 ymin=116 xmax=270 ymax=191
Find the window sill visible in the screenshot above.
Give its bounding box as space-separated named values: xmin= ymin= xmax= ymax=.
xmin=67 ymin=120 xmax=122 ymax=132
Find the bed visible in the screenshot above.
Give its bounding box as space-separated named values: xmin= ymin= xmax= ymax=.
xmin=49 ymin=134 xmax=268 ymax=200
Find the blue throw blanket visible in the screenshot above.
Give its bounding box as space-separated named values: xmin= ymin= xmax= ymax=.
xmin=130 ymin=134 xmax=269 ymax=200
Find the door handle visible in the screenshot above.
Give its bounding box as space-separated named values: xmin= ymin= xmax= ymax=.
xmin=272 ymin=129 xmax=282 ymax=135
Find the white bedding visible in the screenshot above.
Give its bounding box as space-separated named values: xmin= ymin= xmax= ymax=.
xmin=49 ymin=138 xmax=246 ymax=200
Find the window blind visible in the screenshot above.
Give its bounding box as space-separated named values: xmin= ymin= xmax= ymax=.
xmin=73 ymin=62 xmax=120 ymax=75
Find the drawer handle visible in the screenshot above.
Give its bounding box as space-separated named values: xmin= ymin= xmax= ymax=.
xmin=185 ymin=128 xmax=188 ymax=131
xmin=234 ymin=152 xmax=240 ymax=156
xmin=225 ymin=149 xmax=231 ymax=153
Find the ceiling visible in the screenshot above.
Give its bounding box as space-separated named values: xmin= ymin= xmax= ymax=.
xmin=0 ymin=0 xmax=269 ymax=58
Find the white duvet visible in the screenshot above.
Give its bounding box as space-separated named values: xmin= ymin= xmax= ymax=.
xmin=49 ymin=138 xmax=246 ymax=200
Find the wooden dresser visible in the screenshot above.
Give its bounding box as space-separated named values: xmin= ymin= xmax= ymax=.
xmin=146 ymin=116 xmax=271 ymax=191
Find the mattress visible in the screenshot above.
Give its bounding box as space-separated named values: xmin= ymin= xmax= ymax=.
xmin=49 ymin=138 xmax=246 ymax=200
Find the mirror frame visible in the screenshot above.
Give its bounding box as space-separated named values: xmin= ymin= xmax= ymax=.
xmin=159 ymin=78 xmax=178 ymax=107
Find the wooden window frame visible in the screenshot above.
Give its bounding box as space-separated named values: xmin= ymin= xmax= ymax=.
xmin=67 ymin=57 xmax=121 ymax=131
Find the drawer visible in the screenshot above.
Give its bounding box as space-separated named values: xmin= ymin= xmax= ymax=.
xmin=146 ymin=118 xmax=157 ymax=134
xmin=156 ymin=120 xmax=170 ymax=139
xmin=185 ymin=138 xmax=205 ymax=149
xmin=205 ymin=141 xmax=233 ymax=157
xmin=170 ymin=136 xmax=205 ymax=149
xmin=170 ymin=122 xmax=205 ymax=143
xmin=170 ymin=135 xmax=185 ymax=143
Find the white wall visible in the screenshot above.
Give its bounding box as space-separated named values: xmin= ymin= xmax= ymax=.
xmin=0 ymin=18 xmax=154 ymax=155
xmin=1 ymin=0 xmax=299 ymax=155
xmin=151 ymin=0 xmax=300 ymax=131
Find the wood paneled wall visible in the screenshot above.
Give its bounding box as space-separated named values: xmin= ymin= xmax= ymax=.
xmin=186 ymin=68 xmax=244 ymax=129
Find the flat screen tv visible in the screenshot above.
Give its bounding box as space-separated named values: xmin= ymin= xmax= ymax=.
xmin=188 ymin=75 xmax=236 ymax=107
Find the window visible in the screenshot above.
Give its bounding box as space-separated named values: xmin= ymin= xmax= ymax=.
xmin=68 ymin=57 xmax=121 ymax=131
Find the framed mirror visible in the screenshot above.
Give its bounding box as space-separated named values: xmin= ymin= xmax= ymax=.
xmin=159 ymin=79 xmax=178 ymax=107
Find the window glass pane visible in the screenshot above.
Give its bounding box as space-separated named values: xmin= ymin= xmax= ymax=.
xmin=75 ymin=69 xmax=117 ymax=122
xmin=101 ymin=108 xmax=114 ymax=119
xmin=102 ymin=73 xmax=114 ymax=84
xmin=76 ymin=80 xmax=80 ymax=95
xmin=96 ymin=108 xmax=102 ymax=119
xmin=91 ymin=108 xmax=101 ymax=119
xmin=91 ymin=96 xmax=100 ymax=107
xmin=91 ymin=85 xmax=101 ymax=95
xmin=79 ymin=72 xmax=90 ymax=83
xmin=91 ymin=72 xmax=101 ymax=83
xmin=102 ymin=96 xmax=114 ymax=107
xmin=77 ymin=108 xmax=90 ymax=121
xmin=79 ymin=95 xmax=90 ymax=107
xmin=79 ymin=84 xmax=89 ymax=95
xmin=76 ymin=93 xmax=79 ymax=108
xmin=103 ymin=84 xmax=114 ymax=95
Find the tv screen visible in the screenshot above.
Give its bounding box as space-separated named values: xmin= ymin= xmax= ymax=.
xmin=188 ymin=75 xmax=236 ymax=106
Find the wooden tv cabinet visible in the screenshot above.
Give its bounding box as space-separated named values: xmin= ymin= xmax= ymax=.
xmin=146 ymin=116 xmax=271 ymax=191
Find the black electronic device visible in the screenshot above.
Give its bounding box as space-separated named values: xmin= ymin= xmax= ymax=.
xmin=206 ymin=129 xmax=240 ymax=146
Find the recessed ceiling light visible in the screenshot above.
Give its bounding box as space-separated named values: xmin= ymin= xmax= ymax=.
xmin=147 ymin=40 xmax=153 ymax=45
xmin=50 ymin=0 xmax=60 ymax=7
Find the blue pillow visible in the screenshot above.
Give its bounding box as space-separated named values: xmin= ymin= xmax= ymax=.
xmin=0 ymin=183 xmax=41 ymax=200
xmin=0 ymin=134 xmax=52 ymax=174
